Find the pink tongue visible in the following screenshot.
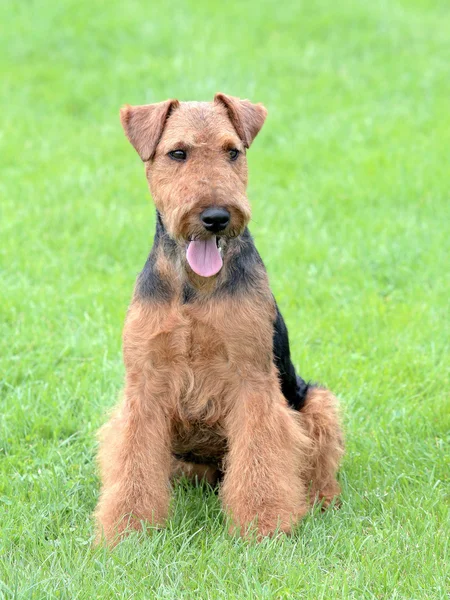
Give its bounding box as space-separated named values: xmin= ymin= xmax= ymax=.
xmin=186 ymin=238 xmax=223 ymax=277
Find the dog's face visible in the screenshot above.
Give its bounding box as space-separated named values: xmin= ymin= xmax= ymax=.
xmin=120 ymin=94 xmax=267 ymax=277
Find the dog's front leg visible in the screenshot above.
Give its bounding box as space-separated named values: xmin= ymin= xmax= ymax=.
xmin=94 ymin=372 xmax=172 ymax=545
xmin=221 ymin=380 xmax=311 ymax=538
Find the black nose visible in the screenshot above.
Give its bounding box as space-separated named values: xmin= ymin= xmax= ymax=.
xmin=200 ymin=207 xmax=230 ymax=233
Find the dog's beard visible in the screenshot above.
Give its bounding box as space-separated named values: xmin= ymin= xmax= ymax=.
xmin=157 ymin=202 xmax=249 ymax=278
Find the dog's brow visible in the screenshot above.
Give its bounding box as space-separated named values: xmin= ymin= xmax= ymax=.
xmin=219 ymin=136 xmax=242 ymax=150
xmin=166 ymin=140 xmax=193 ymax=150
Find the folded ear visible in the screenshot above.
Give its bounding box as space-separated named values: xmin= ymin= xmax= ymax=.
xmin=120 ymin=99 xmax=179 ymax=161
xmin=214 ymin=93 xmax=267 ymax=148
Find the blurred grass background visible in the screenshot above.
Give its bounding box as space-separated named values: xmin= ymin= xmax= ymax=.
xmin=1 ymin=0 xmax=449 ymax=598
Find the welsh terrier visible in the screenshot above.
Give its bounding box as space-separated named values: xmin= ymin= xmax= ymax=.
xmin=94 ymin=93 xmax=344 ymax=544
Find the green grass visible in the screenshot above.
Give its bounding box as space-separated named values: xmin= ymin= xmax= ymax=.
xmin=1 ymin=0 xmax=449 ymax=597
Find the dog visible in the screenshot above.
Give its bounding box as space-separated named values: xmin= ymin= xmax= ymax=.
xmin=94 ymin=93 xmax=343 ymax=544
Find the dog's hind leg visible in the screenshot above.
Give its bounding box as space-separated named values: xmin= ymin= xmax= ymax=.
xmin=297 ymin=386 xmax=344 ymax=508
xmin=272 ymin=303 xmax=343 ymax=507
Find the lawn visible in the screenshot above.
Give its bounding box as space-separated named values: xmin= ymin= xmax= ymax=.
xmin=1 ymin=0 xmax=449 ymax=597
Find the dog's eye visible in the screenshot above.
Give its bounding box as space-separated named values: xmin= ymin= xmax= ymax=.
xmin=228 ymin=148 xmax=240 ymax=161
xmin=168 ymin=149 xmax=187 ymax=161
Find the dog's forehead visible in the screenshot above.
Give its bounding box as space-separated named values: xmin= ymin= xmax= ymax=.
xmin=163 ymin=101 xmax=238 ymax=144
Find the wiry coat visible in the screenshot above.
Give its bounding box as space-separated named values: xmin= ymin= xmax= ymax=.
xmin=95 ymin=94 xmax=343 ymax=544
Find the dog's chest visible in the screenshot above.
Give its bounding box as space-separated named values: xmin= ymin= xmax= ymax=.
xmin=127 ymin=295 xmax=274 ymax=422
xmin=173 ymin=305 xmax=232 ymax=421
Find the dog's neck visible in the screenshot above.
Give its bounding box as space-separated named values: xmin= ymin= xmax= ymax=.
xmin=134 ymin=211 xmax=269 ymax=302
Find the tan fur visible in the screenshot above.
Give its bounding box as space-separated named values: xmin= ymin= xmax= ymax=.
xmin=297 ymin=387 xmax=344 ymax=507
xmin=94 ymin=94 xmax=343 ymax=545
xmin=171 ymin=458 xmax=220 ymax=487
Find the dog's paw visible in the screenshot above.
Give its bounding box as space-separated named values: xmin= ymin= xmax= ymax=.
xmin=228 ymin=505 xmax=308 ymax=540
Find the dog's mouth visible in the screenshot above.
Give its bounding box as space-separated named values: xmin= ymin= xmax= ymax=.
xmin=186 ymin=236 xmax=224 ymax=278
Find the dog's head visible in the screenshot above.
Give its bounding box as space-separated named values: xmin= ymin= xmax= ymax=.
xmin=120 ymin=94 xmax=267 ymax=277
